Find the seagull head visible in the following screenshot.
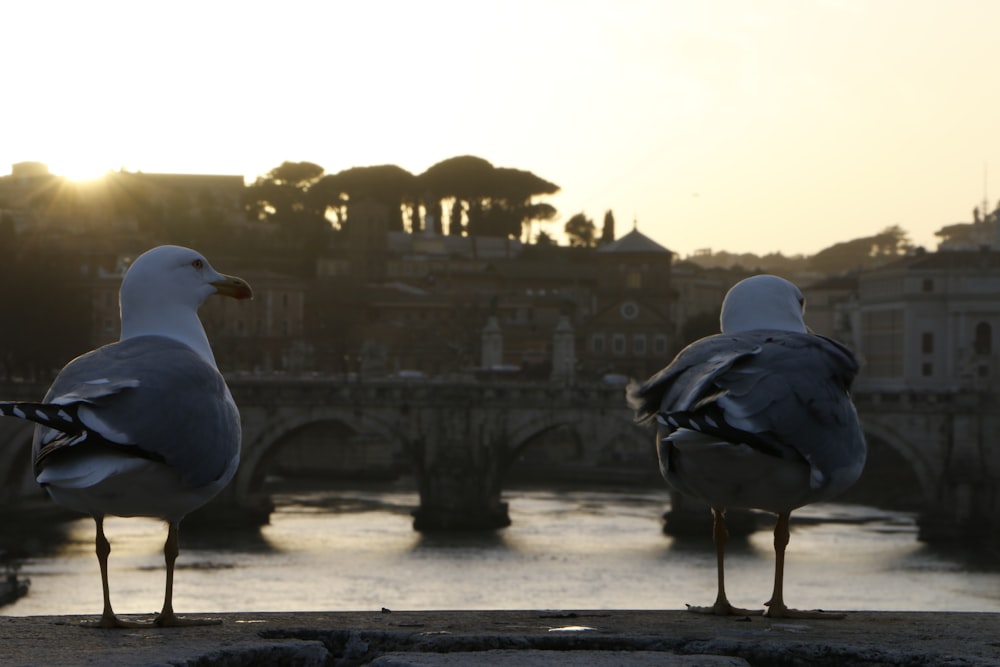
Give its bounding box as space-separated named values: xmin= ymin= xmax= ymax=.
xmin=119 ymin=245 xmax=253 ymax=360
xmin=720 ymin=274 xmax=807 ymax=334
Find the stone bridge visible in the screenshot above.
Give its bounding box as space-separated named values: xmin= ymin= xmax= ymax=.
xmin=0 ymin=377 xmax=650 ymax=531
xmin=0 ymin=378 xmax=997 ymax=541
xmin=224 ymin=376 xmax=649 ymax=530
xmin=849 ymin=389 xmax=999 ymax=542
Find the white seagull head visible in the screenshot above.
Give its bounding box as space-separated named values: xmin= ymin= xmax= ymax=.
xmin=119 ymin=245 xmax=252 ymax=363
xmin=720 ymin=274 xmax=807 ymax=334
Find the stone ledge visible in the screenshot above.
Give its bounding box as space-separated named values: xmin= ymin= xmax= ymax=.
xmin=0 ymin=610 xmax=997 ymax=666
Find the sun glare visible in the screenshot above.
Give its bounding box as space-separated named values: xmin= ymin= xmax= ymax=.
xmin=51 ymin=160 xmax=114 ymax=182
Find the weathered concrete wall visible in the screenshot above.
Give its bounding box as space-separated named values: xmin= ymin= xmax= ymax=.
xmin=0 ymin=610 xmax=997 ymax=666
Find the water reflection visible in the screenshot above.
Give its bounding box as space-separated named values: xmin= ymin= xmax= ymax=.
xmin=2 ymin=484 xmax=999 ymax=616
xmin=0 ymin=505 xmax=76 ymax=559
xmin=412 ymin=530 xmax=512 ymax=552
xmin=179 ymin=524 xmax=278 ymax=555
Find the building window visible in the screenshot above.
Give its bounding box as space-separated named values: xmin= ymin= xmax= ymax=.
xmin=625 ymin=271 xmax=642 ymax=289
xmin=921 ymin=332 xmax=934 ymax=355
xmin=633 ymin=334 xmax=647 ymax=355
xmin=591 ymin=334 xmax=605 ymax=353
xmin=612 ymin=334 xmax=626 ymax=355
xmin=974 ymin=322 xmax=992 ymax=355
xmin=921 ymin=362 xmax=933 ymax=377
xmin=653 ymin=334 xmax=668 ymax=356
xmin=861 ymin=309 xmax=903 ymax=378
xmin=922 ymin=278 xmax=934 ymax=292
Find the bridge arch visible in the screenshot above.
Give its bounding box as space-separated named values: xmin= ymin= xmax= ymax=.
xmin=235 ymin=407 xmax=412 ymax=502
xmin=504 ymin=422 xmax=583 ymax=480
xmin=502 ymin=409 xmax=654 ymax=481
xmin=859 ymin=420 xmax=938 ymax=504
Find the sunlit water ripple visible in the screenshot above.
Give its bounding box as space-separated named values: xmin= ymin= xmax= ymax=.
xmin=4 ymin=485 xmax=999 ymax=616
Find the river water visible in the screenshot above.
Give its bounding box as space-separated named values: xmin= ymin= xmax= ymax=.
xmin=3 ymin=484 xmax=999 ymax=617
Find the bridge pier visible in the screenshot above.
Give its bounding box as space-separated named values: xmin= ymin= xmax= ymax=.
xmin=916 ymin=406 xmax=999 ymax=543
xmin=187 ymin=484 xmax=275 ymax=528
xmin=661 ymin=491 xmax=760 ymax=537
xmin=412 ymin=456 xmax=510 ymax=531
xmin=410 ymin=430 xmax=511 ymax=532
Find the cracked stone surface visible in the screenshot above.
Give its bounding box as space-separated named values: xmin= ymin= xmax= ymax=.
xmin=1 ymin=610 xmax=998 ymax=666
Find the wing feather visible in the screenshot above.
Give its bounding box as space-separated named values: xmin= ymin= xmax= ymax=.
xmin=29 ymin=335 xmax=240 ymax=488
xmin=629 ymin=330 xmax=863 ymax=490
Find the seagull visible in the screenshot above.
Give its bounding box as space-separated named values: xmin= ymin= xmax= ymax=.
xmin=627 ymin=274 xmax=866 ymax=619
xmin=0 ymin=245 xmax=252 ymax=628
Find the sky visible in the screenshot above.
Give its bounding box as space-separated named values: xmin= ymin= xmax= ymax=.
xmin=4 ymin=0 xmax=1000 ymax=258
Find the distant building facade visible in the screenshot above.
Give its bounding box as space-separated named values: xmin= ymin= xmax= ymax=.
xmin=82 ymin=250 xmax=308 ymax=374
xmin=582 ymin=228 xmax=674 ymax=379
xmin=36 ymin=162 xmax=1000 ymax=392
xmin=855 ymin=249 xmax=1000 ymax=391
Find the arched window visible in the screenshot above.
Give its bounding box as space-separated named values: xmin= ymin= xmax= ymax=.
xmin=973 ymin=322 xmax=992 ymax=355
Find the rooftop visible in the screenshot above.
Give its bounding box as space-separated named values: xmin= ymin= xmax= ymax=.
xmin=597 ymin=227 xmax=672 ymax=255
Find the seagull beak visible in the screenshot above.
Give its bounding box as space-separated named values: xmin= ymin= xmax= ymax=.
xmin=212 ymin=274 xmax=254 ymax=300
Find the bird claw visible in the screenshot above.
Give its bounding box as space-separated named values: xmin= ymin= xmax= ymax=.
xmin=153 ymin=611 xmax=224 ymax=627
xmin=81 ymin=612 xmax=223 ymax=629
xmin=763 ymin=603 xmax=846 ymax=620
xmin=81 ymin=614 xmax=155 ymax=629
xmin=686 ymin=602 xmax=763 ymax=617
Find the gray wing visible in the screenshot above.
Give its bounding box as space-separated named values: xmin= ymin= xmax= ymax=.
xmin=627 ymin=333 xmax=768 ymax=423
xmin=627 ymin=331 xmax=865 ymax=493
xmin=33 ymin=335 xmax=240 ymax=488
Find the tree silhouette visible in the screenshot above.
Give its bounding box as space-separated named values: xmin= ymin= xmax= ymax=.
xmin=871 ymin=225 xmax=912 ymax=256
xmin=418 ymin=156 xmax=558 ymax=239
xmin=312 ymin=164 xmax=418 ymax=234
xmin=486 ymin=167 xmax=559 ymax=239
xmin=244 ymin=161 xmax=327 ymax=231
xmin=564 ymin=212 xmax=596 ymax=247
xmin=808 ymin=225 xmax=912 ymax=274
xmin=600 ymin=210 xmax=616 ymax=245
xmin=535 ymin=229 xmax=556 ymax=246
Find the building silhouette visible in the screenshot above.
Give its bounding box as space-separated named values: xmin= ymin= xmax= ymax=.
xmin=2 ymin=163 xmax=998 ymax=394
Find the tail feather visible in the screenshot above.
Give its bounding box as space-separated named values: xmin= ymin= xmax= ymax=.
xmin=2 ymin=401 xmax=165 ymax=478
xmin=0 ymin=401 xmax=83 ymax=434
xmin=659 ymin=407 xmax=801 ymax=463
xmin=626 ymin=379 xmax=661 ymax=424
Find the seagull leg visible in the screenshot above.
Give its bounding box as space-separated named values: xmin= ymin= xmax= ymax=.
xmin=687 ymin=507 xmax=762 ymax=616
xmin=81 ymin=517 xmax=146 ymax=629
xmin=764 ymin=511 xmax=845 ymax=619
xmin=92 ymin=517 xmax=119 ymax=627
xmin=154 ymin=521 xmax=221 ymax=627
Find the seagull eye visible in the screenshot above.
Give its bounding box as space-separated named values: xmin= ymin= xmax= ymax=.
xmin=192 ymin=259 xmax=204 ymax=270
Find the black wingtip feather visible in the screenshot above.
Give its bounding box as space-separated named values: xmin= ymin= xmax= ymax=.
xmin=0 ymin=401 xmax=84 ymax=434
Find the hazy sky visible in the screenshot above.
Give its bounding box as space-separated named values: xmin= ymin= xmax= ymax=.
xmin=4 ymin=0 xmax=999 ymax=257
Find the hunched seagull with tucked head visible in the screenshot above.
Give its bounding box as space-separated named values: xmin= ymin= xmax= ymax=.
xmin=627 ymin=274 xmax=866 ymax=618
xmin=0 ymin=245 xmax=252 ymax=628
